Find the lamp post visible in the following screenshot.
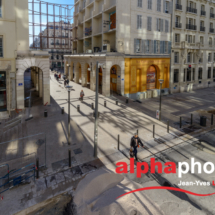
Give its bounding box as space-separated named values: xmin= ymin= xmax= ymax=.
xmin=158 ymin=79 xmax=164 ymax=121
xmin=65 ymin=85 xmax=73 ymax=145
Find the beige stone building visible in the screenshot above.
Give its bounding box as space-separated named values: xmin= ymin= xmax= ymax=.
xmin=0 ymin=0 xmax=50 ymax=119
xmin=171 ymin=0 xmax=215 ymax=93
xmin=65 ymin=0 xmax=172 ymax=99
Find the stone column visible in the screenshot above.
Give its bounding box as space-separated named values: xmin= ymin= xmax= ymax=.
xmin=81 ymin=64 xmax=87 ymax=87
xmin=102 ymin=64 xmax=110 ymax=97
xmin=39 ymin=69 xmax=43 ymax=98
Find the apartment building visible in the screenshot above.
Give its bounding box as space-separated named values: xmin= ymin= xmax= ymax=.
xmin=64 ymin=0 xmax=172 ymax=98
xmin=0 ymin=0 xmax=50 ymax=119
xmin=41 ymin=21 xmax=72 ymax=70
xmin=171 ymin=0 xmax=215 ymax=93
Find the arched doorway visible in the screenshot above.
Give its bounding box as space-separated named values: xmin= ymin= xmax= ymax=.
xmin=110 ymin=65 xmax=117 ymax=93
xmin=86 ymin=63 xmax=90 ymax=89
xmin=77 ymin=63 xmax=81 ymax=84
xmin=147 ymin=66 xmax=157 ymax=90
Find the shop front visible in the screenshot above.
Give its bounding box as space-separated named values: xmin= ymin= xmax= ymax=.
xmin=0 ymin=71 xmax=7 ymax=112
xmin=124 ymin=58 xmax=170 ymax=99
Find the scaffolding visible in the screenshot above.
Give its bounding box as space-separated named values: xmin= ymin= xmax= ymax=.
xmin=28 ymin=0 xmax=74 ymax=50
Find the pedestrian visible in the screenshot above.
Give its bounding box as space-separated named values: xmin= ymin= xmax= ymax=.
xmin=80 ymin=90 xmax=85 ymax=101
xmin=130 ymin=133 xmax=144 ymax=161
xmin=67 ymin=79 xmax=69 ymax=85
xmin=64 ymin=79 xmax=67 ymax=87
xmin=59 ymin=74 xmax=61 ymax=79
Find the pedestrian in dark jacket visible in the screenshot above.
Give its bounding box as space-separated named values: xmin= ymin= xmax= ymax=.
xmin=130 ymin=134 xmax=144 ymax=161
xmin=66 ymin=79 xmax=69 ymax=85
xmin=64 ymin=79 xmax=67 ymax=87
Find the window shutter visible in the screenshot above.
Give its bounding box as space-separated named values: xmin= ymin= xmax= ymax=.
xmin=168 ymin=41 xmax=171 ymax=54
xmin=134 ymin=39 xmax=137 ymax=53
xmin=161 ymin=19 xmax=163 ymax=32
xmin=160 ymin=41 xmax=163 ymax=54
xmin=157 ymin=18 xmax=159 ymax=31
xmin=154 ymin=40 xmax=157 ymax=53
xmin=163 ymin=0 xmax=166 ymax=13
xmin=151 ymin=40 xmax=154 ymax=53
xmin=142 ymin=40 xmax=146 ymax=53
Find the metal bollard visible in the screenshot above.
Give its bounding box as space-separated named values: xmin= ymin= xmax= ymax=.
xmin=116 ymin=100 xmax=118 ymax=105
xmin=191 ymin=114 xmax=193 ymax=125
xmin=61 ymin=107 xmax=64 ymax=114
xmin=68 ymin=149 xmax=71 ymax=168
xmin=153 ymin=125 xmax=155 ymax=138
xmin=212 ymin=114 xmax=214 ymax=126
xmin=126 ymin=99 xmax=129 ymax=104
xmin=77 ymin=105 xmax=80 ymax=112
xmin=118 ymin=134 xmax=120 ymax=150
xmin=44 ymin=110 xmax=48 ymax=117
xmin=36 ymin=158 xmax=39 ymax=179
xmin=167 ymin=120 xmax=169 ymax=133
xmin=180 ymin=117 xmax=182 ymax=128
xmin=91 ymin=103 xmax=94 ymax=110
xmin=104 ymin=101 xmax=107 ymax=107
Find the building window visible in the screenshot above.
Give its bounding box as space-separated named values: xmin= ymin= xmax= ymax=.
xmin=147 ymin=17 xmax=152 ymax=31
xmin=157 ymin=18 xmax=163 ymax=31
xmin=148 ymin=0 xmax=152 ymax=10
xmin=164 ymin=41 xmax=168 ymax=53
xmin=209 ymin=37 xmax=212 ymax=46
xmin=157 ymin=0 xmax=161 ymax=11
xmin=0 ymin=36 xmax=2 ymax=57
xmin=192 ymin=68 xmax=195 ymax=81
xmin=187 ymin=68 xmax=191 ymax=81
xmin=155 ymin=41 xmax=160 ymax=53
xmin=184 ymin=69 xmax=186 ymax=82
xmin=174 ymin=52 xmax=179 ymax=63
xmin=200 ymin=36 xmax=204 ymax=45
xmin=135 ymin=39 xmax=141 ymax=53
xmin=175 ymin=34 xmax=180 ymax=43
xmin=146 ymin=40 xmax=151 ymax=53
xmin=174 ymin=69 xmax=179 ymax=83
xmin=198 ymin=68 xmax=202 ymax=80
xmin=0 ymin=71 xmax=7 ymax=111
xmin=187 ymin=52 xmax=191 ymax=63
xmin=208 ymin=67 xmax=212 ymax=79
xmin=0 ymin=0 xmax=2 ymax=18
xmin=138 ymin=0 xmax=142 ymax=7
xmin=208 ymin=53 xmax=212 ymax=62
xmin=137 ymin=15 xmax=142 ymax=29
xmin=213 ymin=68 xmax=215 ymax=78
xmin=165 ymin=1 xmax=169 ymax=13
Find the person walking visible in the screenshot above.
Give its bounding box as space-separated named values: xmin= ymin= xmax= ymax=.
xmin=66 ymin=79 xmax=69 ymax=85
xmin=130 ymin=133 xmax=144 ymax=161
xmin=64 ymin=79 xmax=67 ymax=87
xmin=80 ymin=90 xmax=85 ymax=102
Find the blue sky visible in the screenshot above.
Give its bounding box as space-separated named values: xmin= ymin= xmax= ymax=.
xmin=43 ymin=0 xmax=74 ymax=4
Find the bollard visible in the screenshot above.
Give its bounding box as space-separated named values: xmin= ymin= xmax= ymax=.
xmin=68 ymin=149 xmax=71 ymax=168
xmin=104 ymin=101 xmax=107 ymax=107
xmin=118 ymin=135 xmax=120 ymax=150
xmin=153 ymin=125 xmax=155 ymax=138
xmin=116 ymin=100 xmax=118 ymax=105
xmin=44 ymin=110 xmax=48 ymax=117
xmin=212 ymin=114 xmax=214 ymax=126
xmin=36 ymin=158 xmax=39 ymax=179
xmin=126 ymin=98 xmax=129 ymax=104
xmin=77 ymin=105 xmax=80 ymax=112
xmin=94 ymin=112 xmax=100 ymax=118
xmin=61 ymin=107 xmax=64 ymax=114
xmin=180 ymin=117 xmax=182 ymax=128
xmin=91 ymin=103 xmax=94 ymax=110
xmin=191 ymin=114 xmax=193 ymax=125
xmin=137 ymin=129 xmax=138 ymax=135
xmin=167 ymin=120 xmax=169 ymax=133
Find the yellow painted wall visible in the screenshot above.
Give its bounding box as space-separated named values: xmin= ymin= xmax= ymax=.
xmin=124 ymin=58 xmax=170 ymax=94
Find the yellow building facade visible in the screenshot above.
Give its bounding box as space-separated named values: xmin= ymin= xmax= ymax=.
xmin=124 ymin=58 xmax=170 ymax=96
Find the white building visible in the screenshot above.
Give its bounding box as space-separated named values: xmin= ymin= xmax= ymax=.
xmin=171 ymin=0 xmax=215 ymax=93
xmin=41 ymin=21 xmax=73 ymax=70
xmin=65 ymin=0 xmax=172 ymax=98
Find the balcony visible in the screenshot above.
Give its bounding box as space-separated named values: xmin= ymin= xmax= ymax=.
xmin=210 ymin=13 xmax=215 ymax=18
xmin=209 ymin=28 xmax=214 ymax=33
xmin=176 ymin=4 xmax=182 ymax=10
xmin=186 ymin=24 xmax=197 ymax=30
xmin=187 ymin=7 xmax=197 ymax=14
xmin=201 ymin=10 xmax=206 ymax=16
xmin=175 ymin=23 xmax=182 ymax=28
xmin=200 ymin=26 xmax=205 ymax=32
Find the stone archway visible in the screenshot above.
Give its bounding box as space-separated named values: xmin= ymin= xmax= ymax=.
xmin=16 ymin=57 xmax=50 ymax=109
xmin=110 ymin=65 xmax=121 ymax=94
xmin=146 ymin=65 xmax=157 ymax=90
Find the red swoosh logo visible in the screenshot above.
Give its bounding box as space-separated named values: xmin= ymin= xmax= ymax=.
xmin=116 ymin=186 xmax=215 ymax=199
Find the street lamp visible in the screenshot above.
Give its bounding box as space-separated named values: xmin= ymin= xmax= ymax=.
xmin=158 ymin=79 xmax=164 ymax=121
xmin=65 ymin=85 xmax=73 ymax=145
